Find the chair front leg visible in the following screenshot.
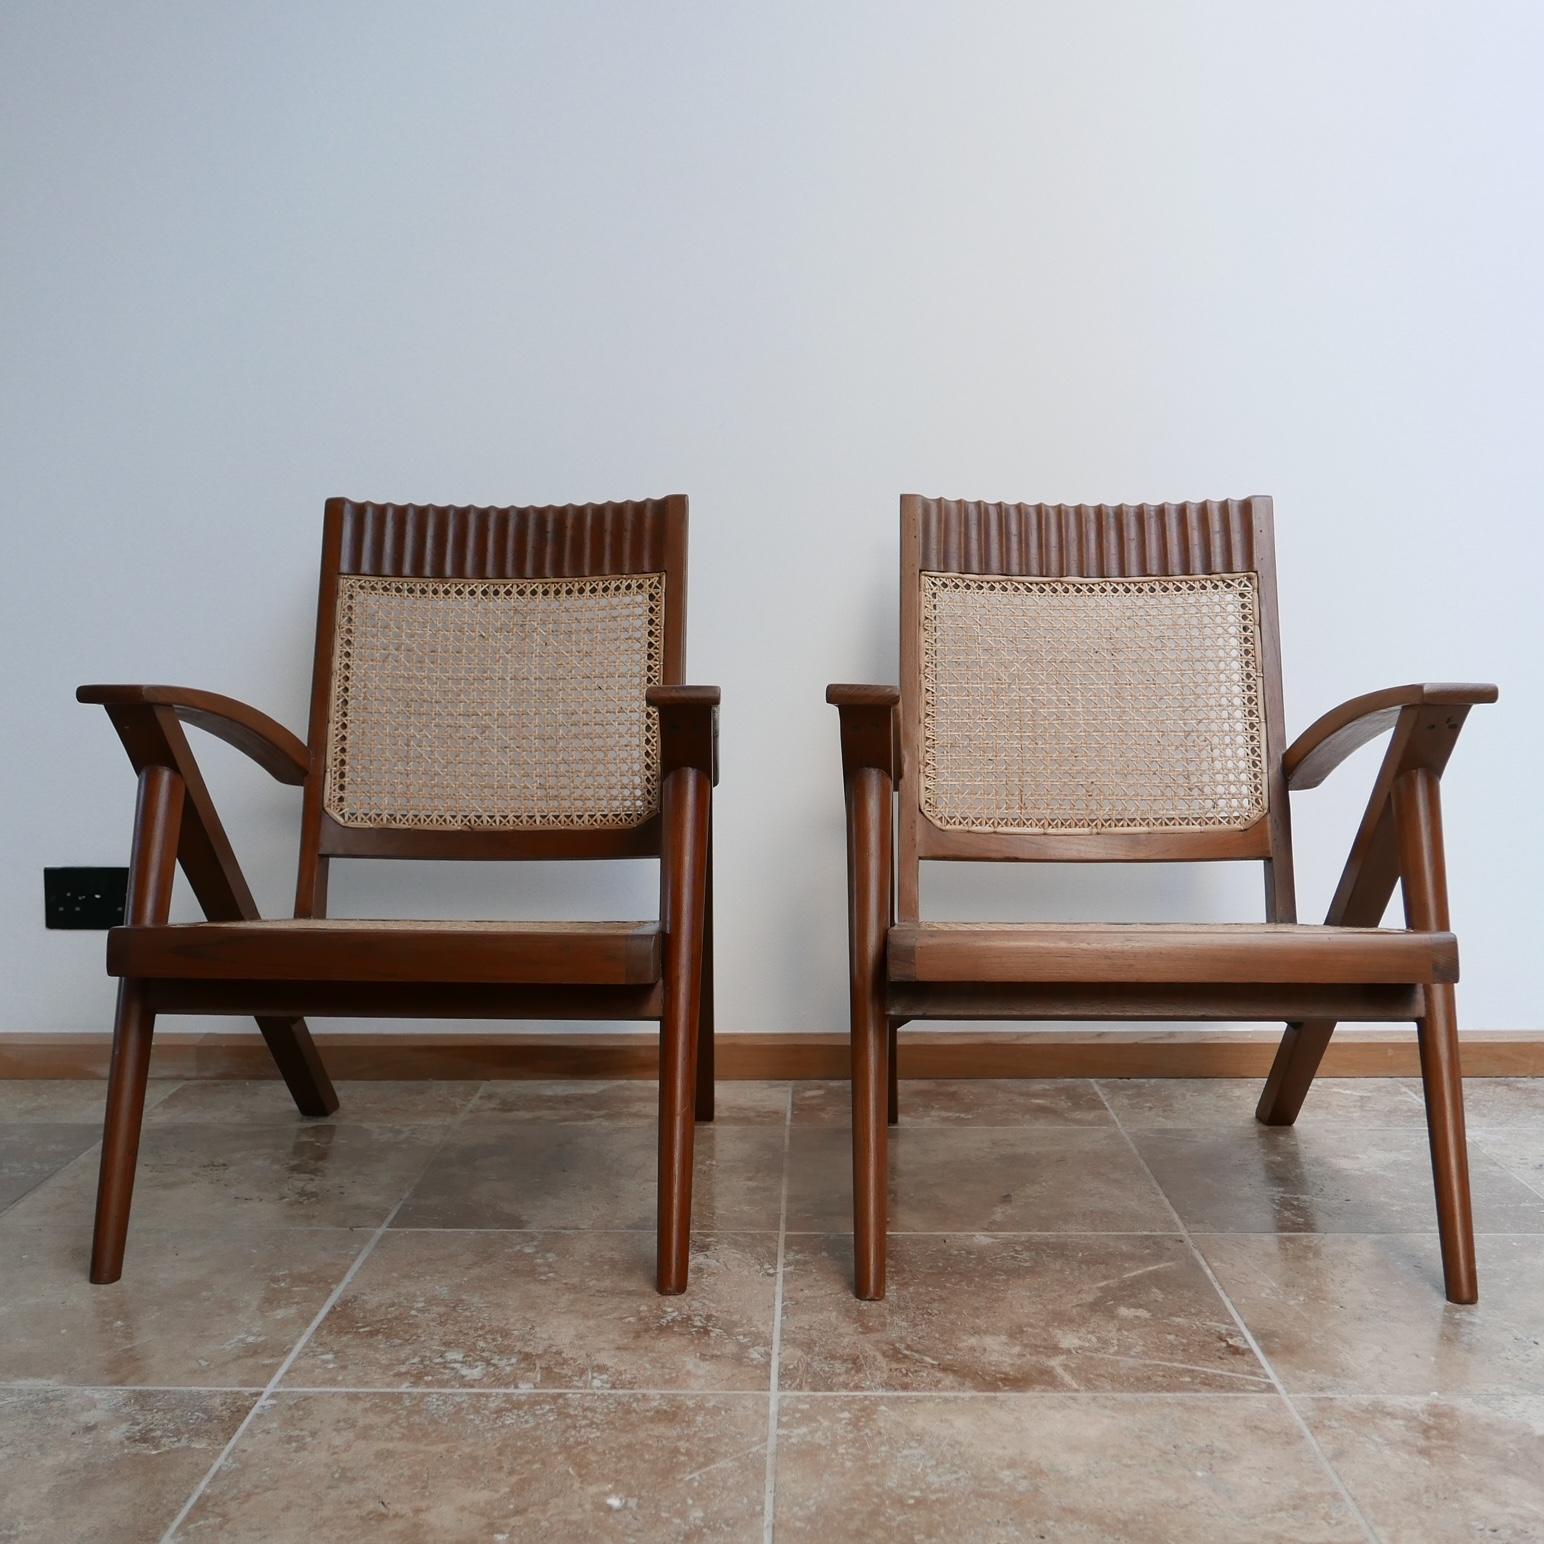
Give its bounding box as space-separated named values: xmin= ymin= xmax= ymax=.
xmin=1394 ymin=765 xmax=1477 ymax=1303
xmin=657 ymin=764 xmax=710 ymax=1295
xmin=847 ymin=767 xmax=892 ymax=1300
xmin=91 ymin=764 xmax=183 ymax=1284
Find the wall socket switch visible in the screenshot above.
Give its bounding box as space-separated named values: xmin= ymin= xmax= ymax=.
xmin=44 ymin=867 xmax=130 ymax=929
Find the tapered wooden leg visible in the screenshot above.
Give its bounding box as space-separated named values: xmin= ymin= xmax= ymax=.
xmin=847 ymin=767 xmax=891 ymax=1300
xmin=1395 ymin=765 xmax=1476 ymax=1303
xmin=694 ymin=831 xmax=715 ymax=1124
xmin=853 ymin=994 xmax=889 ymax=1299
xmin=255 ymin=1016 xmax=338 ymax=1118
xmin=91 ymin=983 xmax=156 ymax=1283
xmin=657 ymin=765 xmax=710 ymax=1295
xmin=1255 ymin=1019 xmax=1336 ymax=1125
xmin=887 ymin=1022 xmax=899 ymax=1126
xmin=90 ymin=764 xmax=182 ymax=1284
xmin=1417 ymin=983 xmax=1476 ymax=1302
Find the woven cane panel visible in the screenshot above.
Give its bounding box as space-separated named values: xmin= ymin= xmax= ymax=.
xmin=324 ymin=573 xmax=665 ymax=830
xmin=919 ymin=571 xmax=1269 ymax=834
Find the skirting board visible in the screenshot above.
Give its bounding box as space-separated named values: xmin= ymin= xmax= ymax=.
xmin=1 ymin=1029 xmax=1541 ymax=1081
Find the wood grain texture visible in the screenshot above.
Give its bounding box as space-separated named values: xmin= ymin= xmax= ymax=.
xmin=887 ymin=923 xmax=1458 ymax=986
xmin=76 ymin=685 xmax=310 ymax=784
xmin=108 ymin=921 xmax=663 ymax=986
xmin=828 ymin=685 xmax=901 ymax=781
xmin=909 ymin=497 xmax=1260 ymax=577
xmin=885 ymin=982 xmax=1427 ymax=1022
xmin=649 ymin=685 xmax=720 ymax=783
xmin=334 ymin=498 xmax=678 ymax=579
xmin=1285 ymin=683 xmax=1500 ymax=790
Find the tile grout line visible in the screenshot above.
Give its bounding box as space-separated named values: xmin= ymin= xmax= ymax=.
xmin=215 ymin=1385 xmax=1306 ymax=1400
xmin=157 ymin=1199 xmax=404 ymax=1541
xmin=2 ymin=1381 xmax=1414 ymax=1400
xmin=0 ymin=1131 xmax=105 ymax=1220
xmin=156 ymin=1084 xmax=474 ymax=1541
xmin=760 ymin=1084 xmax=794 ymax=1544
xmin=1089 ymin=1081 xmax=1382 ymax=1544
xmin=1468 ymin=1129 xmax=1544 ymax=1205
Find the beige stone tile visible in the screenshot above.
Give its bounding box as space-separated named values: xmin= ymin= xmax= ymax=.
xmin=0 ymin=1214 xmax=363 ymax=1388
xmin=1472 ymin=1126 xmax=1544 ymax=1199
xmin=178 ymin=1391 xmax=767 ymax=1541
xmin=775 ymin=1394 xmax=1360 ymax=1542
xmin=792 ymin=1078 xmax=1112 ymax=1127
xmin=1408 ymin=1076 xmax=1544 ymax=1126
xmin=778 ymin=1233 xmax=1267 ymax=1393
xmin=0 ymin=1386 xmax=251 ymax=1543
xmin=148 ymin=1079 xmax=481 ymax=1126
xmin=1301 ymin=1395 xmax=1544 ymax=1543
xmin=287 ymin=1230 xmax=776 ymax=1392
xmin=0 ymin=1122 xmax=102 ymax=1212
xmin=395 ymin=1122 xmax=784 ymax=1231
xmin=1198 ymin=1233 xmax=1544 ymax=1394
xmin=0 ymin=1079 xmax=171 ymax=1123
xmin=784 ymin=1126 xmax=1173 ymax=1234
xmin=467 ymin=1078 xmax=789 ymax=1124
xmin=4 ymin=1122 xmax=442 ymax=1232
xmin=1099 ymin=1077 xmax=1424 ymax=1129
xmin=1133 ymin=1126 xmax=1544 ymax=1233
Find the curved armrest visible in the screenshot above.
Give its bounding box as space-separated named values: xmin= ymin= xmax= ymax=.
xmin=827 ymin=684 xmax=901 ymax=780
xmin=77 ymin=684 xmax=310 ymax=785
xmin=1285 ymin=683 xmax=1498 ymax=791
xmin=647 ymin=685 xmax=720 ymax=783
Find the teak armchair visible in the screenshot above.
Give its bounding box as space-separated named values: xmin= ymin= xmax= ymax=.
xmin=83 ymin=496 xmax=718 ymax=1294
xmin=829 ymin=495 xmax=1494 ymax=1304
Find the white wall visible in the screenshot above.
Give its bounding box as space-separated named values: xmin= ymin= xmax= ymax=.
xmin=3 ymin=0 xmax=1540 ymax=1039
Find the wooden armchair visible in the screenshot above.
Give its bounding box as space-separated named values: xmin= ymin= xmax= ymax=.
xmin=83 ymin=496 xmax=718 ymax=1294
xmin=829 ymin=495 xmax=1494 ymax=1304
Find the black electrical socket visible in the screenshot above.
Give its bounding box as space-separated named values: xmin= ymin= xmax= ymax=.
xmin=45 ymin=867 xmax=130 ymax=929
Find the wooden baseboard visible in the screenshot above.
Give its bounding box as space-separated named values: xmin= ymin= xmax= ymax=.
xmin=2 ymin=1029 xmax=1540 ymax=1080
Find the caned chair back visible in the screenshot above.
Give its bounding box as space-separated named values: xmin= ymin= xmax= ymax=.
xmin=897 ymin=495 xmax=1293 ymax=920
xmin=295 ymin=497 xmax=688 ymax=913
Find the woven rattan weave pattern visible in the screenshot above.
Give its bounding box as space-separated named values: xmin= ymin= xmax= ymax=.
xmin=324 ymin=572 xmax=666 ymax=830
xmin=918 ymin=570 xmax=1269 ymax=834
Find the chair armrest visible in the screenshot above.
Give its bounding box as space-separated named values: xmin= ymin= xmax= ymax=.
xmin=647 ymin=685 xmax=720 ymax=784
xmin=827 ymin=685 xmax=901 ymax=781
xmin=77 ymin=684 xmax=310 ymax=785
xmin=1284 ymin=683 xmax=1498 ymax=791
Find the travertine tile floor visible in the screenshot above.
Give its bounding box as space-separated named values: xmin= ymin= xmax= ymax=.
xmin=3 ymin=1075 xmax=1544 ymax=1541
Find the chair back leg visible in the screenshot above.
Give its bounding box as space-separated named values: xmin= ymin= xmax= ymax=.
xmin=887 ymin=1021 xmax=900 ymax=1126
xmin=693 ymin=829 xmax=715 ymax=1124
xmin=1255 ymin=1019 xmax=1336 ymax=1125
xmin=255 ymin=1015 xmax=338 ymax=1118
xmin=90 ymin=764 xmax=182 ymax=1284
